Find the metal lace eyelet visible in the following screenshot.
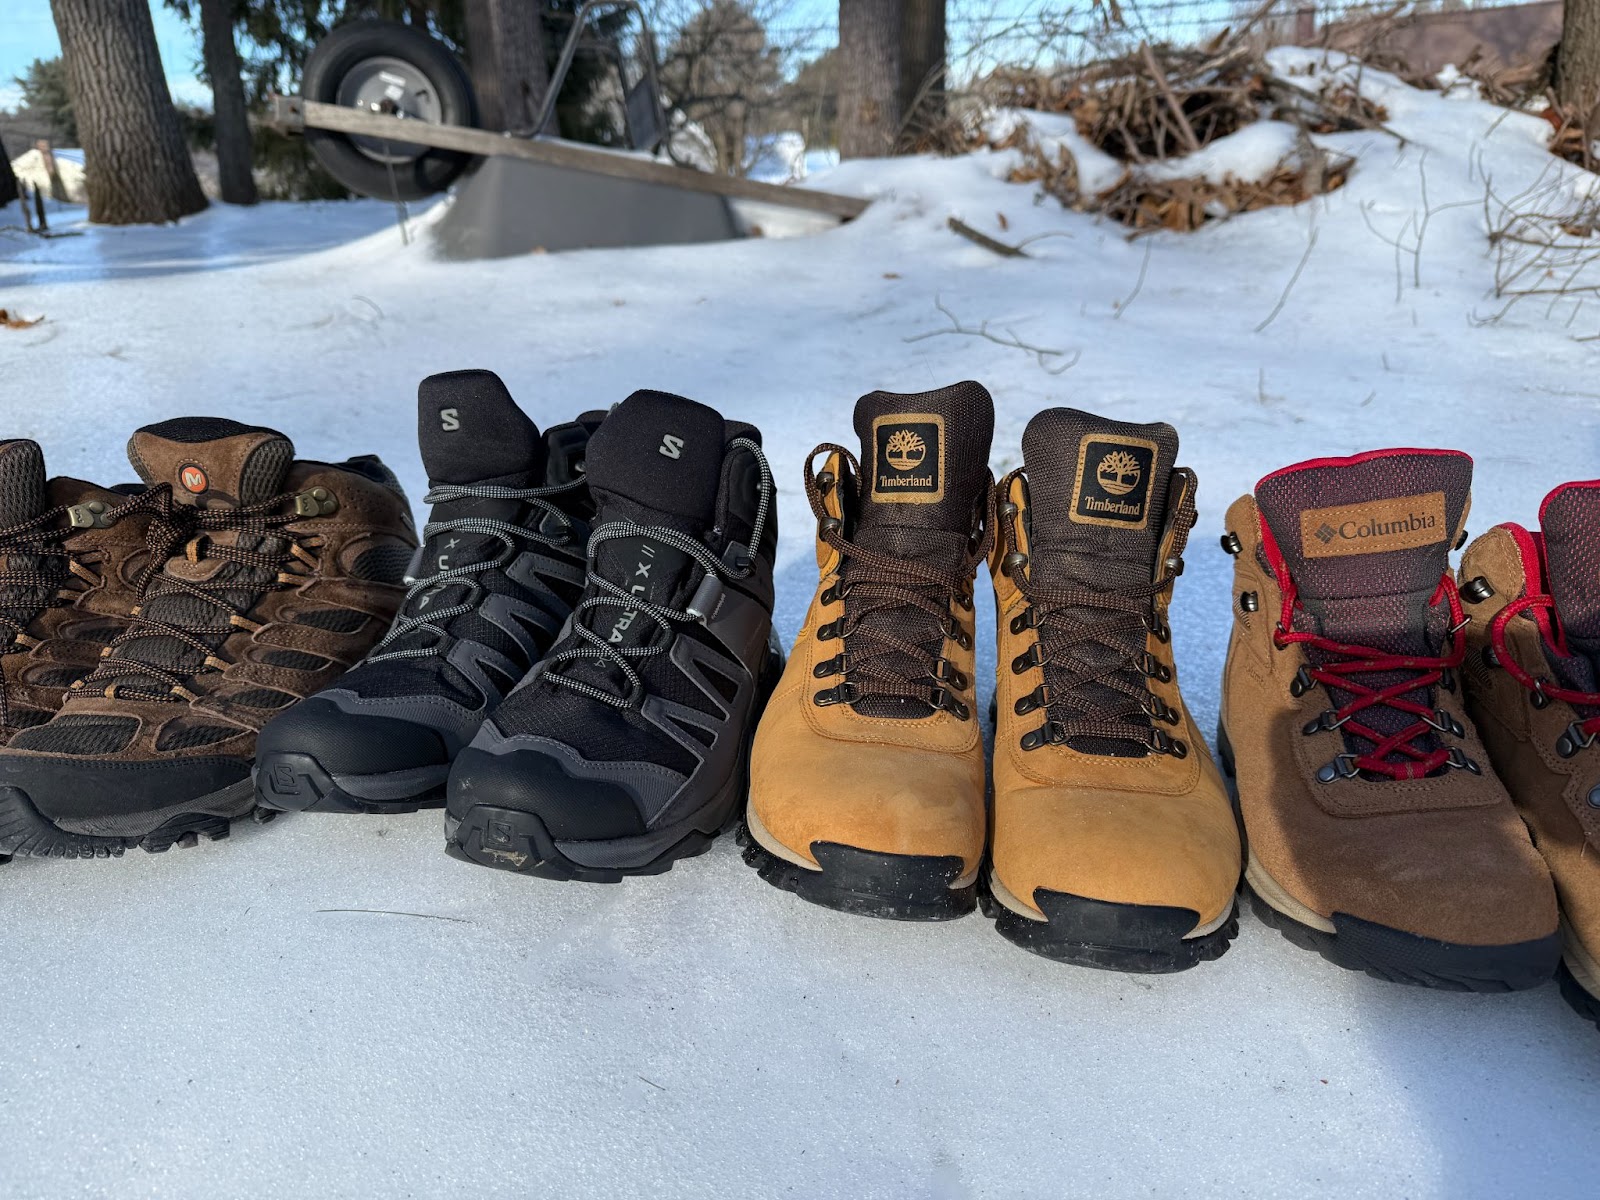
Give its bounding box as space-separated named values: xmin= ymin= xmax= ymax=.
xmin=1001 ymin=551 xmax=1029 ymax=577
xmin=1556 ymin=722 xmax=1597 ymax=759
xmin=1239 ymin=591 xmax=1259 ymax=614
xmin=933 ymin=659 xmax=967 ymax=689
xmin=1014 ymin=687 xmax=1045 ymax=716
xmin=1460 ymin=576 xmax=1494 ymax=604
xmin=1009 ymin=608 xmax=1035 ymax=635
xmin=812 ymin=654 xmax=846 ymax=679
xmin=1221 ymin=532 xmax=1243 ymax=556
xmin=1447 ymin=748 xmax=1481 ymax=774
xmin=817 ymin=618 xmax=843 ymax=642
xmin=1011 ymin=645 xmax=1041 ymax=674
xmin=1289 ymin=665 xmax=1314 ymax=698
xmin=818 ymin=516 xmax=842 ymax=537
xmin=1316 ymin=755 xmax=1360 ymax=783
xmin=1482 ymin=646 xmax=1500 ymax=669
xmin=1020 ymin=727 xmax=1045 ymax=751
xmin=813 ymin=681 xmax=858 ymax=707
xmin=1587 ymin=785 xmax=1600 ymax=809
xmin=1531 ymin=683 xmax=1551 ymax=710
xmin=820 ymin=582 xmax=841 ymax=605
xmin=817 ymin=471 xmax=836 ymax=494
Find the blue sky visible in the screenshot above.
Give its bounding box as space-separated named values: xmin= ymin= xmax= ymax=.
xmin=2 ymin=0 xmax=214 ymax=109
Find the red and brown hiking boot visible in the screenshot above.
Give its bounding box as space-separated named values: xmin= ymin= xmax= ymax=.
xmin=1462 ymin=482 xmax=1600 ymax=1029
xmin=1220 ymin=449 xmax=1559 ymax=990
xmin=0 ymin=418 xmax=416 ymax=858
xmin=0 ymin=439 xmax=150 ymax=758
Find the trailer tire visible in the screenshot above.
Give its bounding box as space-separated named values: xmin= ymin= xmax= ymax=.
xmin=302 ymin=19 xmax=479 ymax=201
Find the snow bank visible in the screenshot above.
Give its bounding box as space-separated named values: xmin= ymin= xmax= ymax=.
xmin=1 ymin=55 xmax=1599 ymax=1200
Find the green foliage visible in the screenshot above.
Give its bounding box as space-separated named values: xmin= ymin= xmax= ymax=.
xmin=12 ymin=57 xmax=76 ymax=145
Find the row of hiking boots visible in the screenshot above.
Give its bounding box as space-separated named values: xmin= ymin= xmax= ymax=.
xmin=3 ymin=380 xmax=1596 ymax=1033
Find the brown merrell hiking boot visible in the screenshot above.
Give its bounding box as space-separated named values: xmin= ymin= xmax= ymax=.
xmin=0 ymin=440 xmax=149 ymax=754
xmin=1461 ymin=482 xmax=1600 ymax=1028
xmin=1220 ymin=449 xmax=1559 ymax=990
xmin=742 ymin=383 xmax=993 ymax=920
xmin=0 ymin=418 xmax=416 ymax=858
xmin=985 ymin=410 xmax=1241 ymax=972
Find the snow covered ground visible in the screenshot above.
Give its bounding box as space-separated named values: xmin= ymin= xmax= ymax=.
xmin=2 ymin=52 xmax=1599 ymax=1198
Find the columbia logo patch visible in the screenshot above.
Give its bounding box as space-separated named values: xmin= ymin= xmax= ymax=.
xmin=1299 ymin=493 xmax=1448 ymax=559
xmin=871 ymin=413 xmax=945 ymax=505
xmin=1069 ymin=436 xmax=1158 ymax=529
xmin=1315 ymin=523 xmax=1338 ymax=544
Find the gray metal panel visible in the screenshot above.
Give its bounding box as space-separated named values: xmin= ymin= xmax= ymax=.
xmin=431 ymin=154 xmax=742 ymax=259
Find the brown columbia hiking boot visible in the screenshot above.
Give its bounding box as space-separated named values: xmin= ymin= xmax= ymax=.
xmin=0 ymin=440 xmax=149 ymax=755
xmin=1461 ymin=482 xmax=1600 ymax=1029
xmin=1220 ymin=449 xmax=1559 ymax=990
xmin=0 ymin=418 xmax=416 ymax=858
xmin=985 ymin=410 xmax=1241 ymax=971
xmin=742 ymin=383 xmax=993 ymax=920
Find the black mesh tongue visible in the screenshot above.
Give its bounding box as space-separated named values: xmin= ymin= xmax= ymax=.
xmin=1255 ymin=450 xmax=1472 ymax=764
xmin=852 ymin=381 xmax=994 ymax=567
xmin=127 ymin=417 xmax=293 ymax=507
xmin=1021 ymin=409 xmax=1178 ymax=589
xmin=583 ymin=390 xmax=727 ymax=528
xmin=0 ymin=441 xmax=48 ymax=528
xmin=1541 ymin=482 xmax=1600 ymax=643
xmin=417 ymin=370 xmax=545 ymax=488
xmin=1255 ymin=450 xmax=1471 ymax=651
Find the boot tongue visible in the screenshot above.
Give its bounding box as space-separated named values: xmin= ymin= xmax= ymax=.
xmin=417 ymin=369 xmax=545 ymax=488
xmin=852 ymin=381 xmax=994 ymax=567
xmin=127 ymin=417 xmax=293 ymax=508
xmin=1539 ymin=484 xmax=1600 ymax=686
xmin=1255 ymin=450 xmax=1471 ymax=652
xmin=0 ymin=440 xmax=48 ymax=528
xmin=1021 ymin=408 xmax=1178 ymax=589
xmin=578 ymin=390 xmax=729 ymax=650
xmin=544 ymin=410 xmax=606 ymax=487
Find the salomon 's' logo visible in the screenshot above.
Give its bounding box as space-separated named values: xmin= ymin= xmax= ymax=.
xmin=1299 ymin=493 xmax=1448 ymax=559
xmin=439 ymin=408 xmax=460 ymax=432
xmin=871 ymin=413 xmax=944 ymax=504
xmin=659 ymin=434 xmax=684 ymax=460
xmin=1070 ymin=436 xmax=1158 ymax=529
xmin=179 ymin=464 xmax=209 ymax=495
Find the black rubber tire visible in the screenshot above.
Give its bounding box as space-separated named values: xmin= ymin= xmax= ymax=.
xmin=981 ymin=883 xmax=1237 ymax=972
xmin=741 ymin=831 xmax=977 ymax=922
xmin=302 ymin=19 xmax=479 ymax=201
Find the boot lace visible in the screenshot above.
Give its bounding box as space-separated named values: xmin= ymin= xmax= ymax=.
xmin=1269 ymin=554 xmax=1473 ymax=781
xmin=1489 ymin=593 xmax=1600 ymax=758
xmin=80 ymin=484 xmax=321 ymax=704
xmin=1002 ymin=467 xmax=1193 ymax=756
xmin=543 ymin=438 xmax=770 ymax=710
xmin=367 ymin=478 xmax=586 ymax=662
xmin=804 ymin=444 xmax=990 ymax=720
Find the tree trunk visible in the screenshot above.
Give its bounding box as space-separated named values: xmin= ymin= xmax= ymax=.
xmin=899 ymin=0 xmax=946 ymax=136
xmin=0 ymin=135 xmax=16 ymax=210
xmin=464 ymin=0 xmax=554 ymax=135
xmin=839 ymin=0 xmax=902 ymax=158
xmin=1556 ymin=0 xmax=1600 ymax=126
xmin=198 ymin=0 xmax=257 ymax=205
xmin=50 ymin=0 xmax=206 ymax=225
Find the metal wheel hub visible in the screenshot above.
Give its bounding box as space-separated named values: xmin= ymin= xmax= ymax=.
xmin=334 ymin=55 xmax=444 ymax=162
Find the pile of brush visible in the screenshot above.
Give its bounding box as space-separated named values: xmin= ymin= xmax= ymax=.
xmin=983 ymin=14 xmax=1383 ymax=232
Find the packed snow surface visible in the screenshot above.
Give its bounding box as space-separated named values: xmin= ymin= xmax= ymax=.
xmin=2 ymin=52 xmax=1599 ymax=1198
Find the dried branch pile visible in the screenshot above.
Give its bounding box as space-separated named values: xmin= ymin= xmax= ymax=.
xmin=986 ymin=37 xmax=1372 ymax=233
xmin=1480 ymin=164 xmax=1600 ymax=339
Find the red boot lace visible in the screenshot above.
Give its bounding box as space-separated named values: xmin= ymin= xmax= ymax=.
xmin=1272 ymin=573 xmax=1470 ymax=781
xmin=1489 ymin=594 xmax=1600 ymax=756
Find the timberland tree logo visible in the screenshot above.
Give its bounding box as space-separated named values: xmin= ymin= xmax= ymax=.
xmin=1298 ymin=492 xmax=1448 ymax=559
xmin=1069 ymin=436 xmax=1158 ymax=529
xmin=179 ymin=464 xmax=209 ymax=495
xmin=871 ymin=413 xmax=944 ymax=505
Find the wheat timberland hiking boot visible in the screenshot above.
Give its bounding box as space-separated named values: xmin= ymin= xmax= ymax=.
xmin=0 ymin=418 xmax=416 ymax=858
xmin=445 ymin=389 xmax=782 ymax=881
xmin=255 ymin=371 xmax=602 ymax=815
xmin=1460 ymin=482 xmax=1600 ymax=1028
xmin=1220 ymin=449 xmax=1559 ymax=990
xmin=985 ymin=410 xmax=1241 ymax=971
xmin=742 ymin=383 xmax=993 ymax=920
xmin=0 ymin=441 xmax=150 ymax=755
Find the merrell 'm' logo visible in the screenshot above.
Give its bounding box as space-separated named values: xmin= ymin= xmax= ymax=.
xmin=179 ymin=464 xmax=209 ymax=494
xmin=1299 ymin=492 xmax=1449 ymax=559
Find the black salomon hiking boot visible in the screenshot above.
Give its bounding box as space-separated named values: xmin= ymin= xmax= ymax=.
xmin=255 ymin=370 xmax=602 ymax=815
xmin=445 ymin=389 xmax=782 ymax=881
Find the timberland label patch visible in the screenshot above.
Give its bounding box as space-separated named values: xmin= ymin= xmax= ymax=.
xmin=1069 ymin=436 xmax=1158 ymax=529
xmin=871 ymin=413 xmax=944 ymax=504
xmin=1299 ymin=492 xmax=1448 ymax=558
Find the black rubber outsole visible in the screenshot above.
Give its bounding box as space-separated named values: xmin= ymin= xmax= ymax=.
xmin=1246 ymin=887 xmax=1559 ymax=992
xmin=444 ymin=802 xmax=732 ymax=883
xmin=255 ymin=751 xmax=445 ymax=815
xmin=1558 ymin=962 xmax=1600 ymax=1031
xmin=740 ymin=829 xmax=976 ymax=921
xmin=0 ymin=784 xmax=273 ymax=860
xmin=981 ymin=881 xmax=1238 ymax=972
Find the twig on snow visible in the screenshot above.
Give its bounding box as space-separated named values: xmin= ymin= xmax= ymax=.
xmin=1255 ymin=224 xmax=1319 ymax=333
xmin=946 ymin=216 xmax=1028 ymax=258
xmin=1113 ymin=242 xmax=1153 ymax=319
xmin=905 ymin=296 xmax=1080 ymax=374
